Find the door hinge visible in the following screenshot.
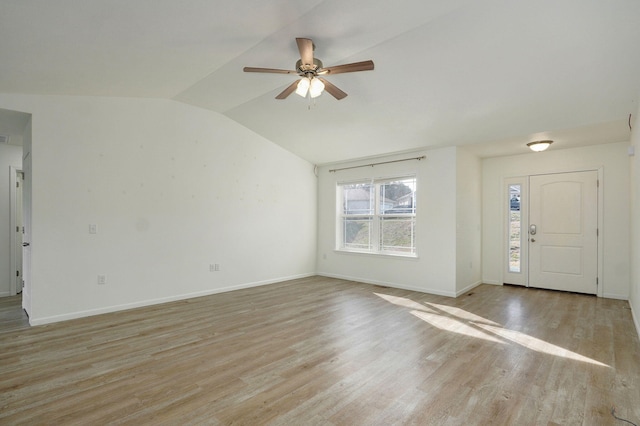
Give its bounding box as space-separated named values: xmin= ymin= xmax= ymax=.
xmin=596 ymin=277 xmax=599 ymax=285
xmin=597 ymin=179 xmax=600 ymax=188
xmin=16 ymin=181 xmax=19 ymax=188
xmin=16 ymin=270 xmax=20 ymax=277
xmin=597 ymin=228 xmax=599 ymax=237
xmin=16 ymin=226 xmax=19 ymax=232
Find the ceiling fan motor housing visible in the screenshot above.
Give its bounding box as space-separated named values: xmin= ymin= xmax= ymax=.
xmin=296 ymin=58 xmax=323 ymax=76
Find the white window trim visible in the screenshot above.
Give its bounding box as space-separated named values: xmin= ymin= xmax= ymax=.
xmin=336 ymin=176 xmax=417 ymax=257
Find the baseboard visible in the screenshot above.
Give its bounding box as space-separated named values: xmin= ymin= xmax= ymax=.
xmin=317 ymin=272 xmax=457 ymax=297
xmin=482 ymin=279 xmax=501 ymax=285
xmin=455 ymin=281 xmax=483 ymax=297
xmin=0 ymin=291 xmax=11 ymax=297
xmin=632 ymin=304 xmax=640 ymax=341
xmin=29 ymin=272 xmax=315 ymax=326
xmin=602 ymin=293 xmax=629 ymax=300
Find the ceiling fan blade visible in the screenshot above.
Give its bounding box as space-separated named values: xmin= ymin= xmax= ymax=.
xmin=296 ymin=38 xmax=314 ymax=65
xmin=318 ymin=78 xmax=347 ymax=100
xmin=243 ymin=67 xmax=297 ymax=74
xmin=275 ymin=80 xmax=299 ymax=99
xmin=321 ymin=60 xmax=374 ymax=75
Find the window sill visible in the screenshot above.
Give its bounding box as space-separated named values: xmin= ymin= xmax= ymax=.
xmin=334 ymin=249 xmax=418 ymax=260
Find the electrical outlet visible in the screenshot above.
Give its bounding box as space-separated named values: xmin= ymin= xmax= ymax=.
xmin=97 ymin=275 xmax=106 ymax=285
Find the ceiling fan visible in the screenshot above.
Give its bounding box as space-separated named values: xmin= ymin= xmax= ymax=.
xmin=243 ymin=37 xmax=374 ymax=100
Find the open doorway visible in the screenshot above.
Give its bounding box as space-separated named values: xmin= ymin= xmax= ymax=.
xmin=1 ymin=107 xmax=31 ymax=324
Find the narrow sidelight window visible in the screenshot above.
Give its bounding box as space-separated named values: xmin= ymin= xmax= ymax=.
xmin=509 ymin=184 xmax=521 ymax=273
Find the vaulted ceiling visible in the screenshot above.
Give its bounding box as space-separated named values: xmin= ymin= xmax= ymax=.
xmin=1 ymin=0 xmax=639 ymax=163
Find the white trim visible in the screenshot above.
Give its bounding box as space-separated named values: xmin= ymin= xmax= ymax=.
xmin=596 ymin=167 xmax=604 ymax=298
xmin=482 ymin=280 xmax=501 ymax=285
xmin=317 ymin=272 xmax=457 ymax=297
xmin=334 ymin=249 xmax=418 ymax=260
xmin=336 ymin=172 xmax=418 ymax=186
xmin=632 ymin=304 xmax=640 ymax=341
xmin=28 ymin=273 xmax=315 ymax=326
xmin=0 ymin=291 xmax=11 ymax=297
xmin=602 ymin=293 xmax=629 ymax=301
xmin=455 ymin=280 xmax=483 ymax=297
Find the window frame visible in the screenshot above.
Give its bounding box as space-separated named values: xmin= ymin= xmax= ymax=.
xmin=336 ymin=175 xmax=417 ymax=257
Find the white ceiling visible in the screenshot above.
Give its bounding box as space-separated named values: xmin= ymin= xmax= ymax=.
xmin=1 ymin=0 xmax=639 ymax=163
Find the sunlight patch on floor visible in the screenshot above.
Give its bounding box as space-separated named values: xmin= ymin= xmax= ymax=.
xmin=374 ymin=292 xmax=610 ymax=367
xmin=425 ymin=302 xmax=501 ymax=326
xmin=374 ymin=293 xmax=437 ymax=311
xmin=475 ymin=323 xmax=610 ymax=367
xmin=410 ymin=310 xmax=503 ymax=343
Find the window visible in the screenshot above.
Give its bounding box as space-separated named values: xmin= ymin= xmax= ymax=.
xmin=338 ymin=176 xmax=416 ymax=256
xmin=508 ymin=184 xmax=521 ymax=273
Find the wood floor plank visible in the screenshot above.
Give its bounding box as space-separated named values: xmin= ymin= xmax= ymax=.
xmin=1 ymin=277 xmax=639 ymax=425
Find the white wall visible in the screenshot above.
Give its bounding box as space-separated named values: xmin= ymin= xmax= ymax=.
xmin=0 ymin=94 xmax=317 ymax=324
xmin=317 ymin=148 xmax=460 ymax=296
xmin=482 ymin=141 xmax=630 ymax=299
xmin=0 ymin=142 xmax=23 ymax=296
xmin=629 ymin=101 xmax=639 ymax=336
xmin=456 ymin=147 xmax=482 ymax=294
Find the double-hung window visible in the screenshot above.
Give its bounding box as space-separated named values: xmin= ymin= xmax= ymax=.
xmin=337 ymin=176 xmax=416 ymax=256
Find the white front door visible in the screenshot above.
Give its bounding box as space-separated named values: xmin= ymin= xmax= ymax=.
xmin=528 ymin=171 xmax=598 ymax=294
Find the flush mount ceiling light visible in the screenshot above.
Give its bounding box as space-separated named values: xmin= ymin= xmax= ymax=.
xmin=527 ymin=140 xmax=553 ymax=152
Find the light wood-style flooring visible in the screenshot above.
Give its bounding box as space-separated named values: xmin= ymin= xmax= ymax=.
xmin=1 ymin=277 xmax=639 ymax=425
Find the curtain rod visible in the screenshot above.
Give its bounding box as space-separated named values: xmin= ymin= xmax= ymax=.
xmin=328 ymin=155 xmax=426 ymax=173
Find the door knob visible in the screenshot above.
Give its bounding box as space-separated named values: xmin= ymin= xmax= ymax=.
xmin=22 ymin=242 xmax=30 ymax=247
xmin=530 ymin=238 xmax=535 ymax=243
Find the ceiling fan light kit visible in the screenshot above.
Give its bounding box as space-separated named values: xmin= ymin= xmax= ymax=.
xmin=295 ymin=78 xmax=311 ymax=97
xmin=243 ymin=37 xmax=374 ymax=101
xmin=308 ymin=78 xmax=325 ymax=98
xmin=527 ymin=140 xmax=553 ymax=152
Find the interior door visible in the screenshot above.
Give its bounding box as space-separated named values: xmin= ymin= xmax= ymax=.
xmin=528 ymin=171 xmax=598 ymax=294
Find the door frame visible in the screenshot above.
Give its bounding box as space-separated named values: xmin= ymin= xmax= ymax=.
xmin=9 ymin=166 xmax=23 ymax=296
xmin=502 ymin=167 xmax=604 ymax=297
